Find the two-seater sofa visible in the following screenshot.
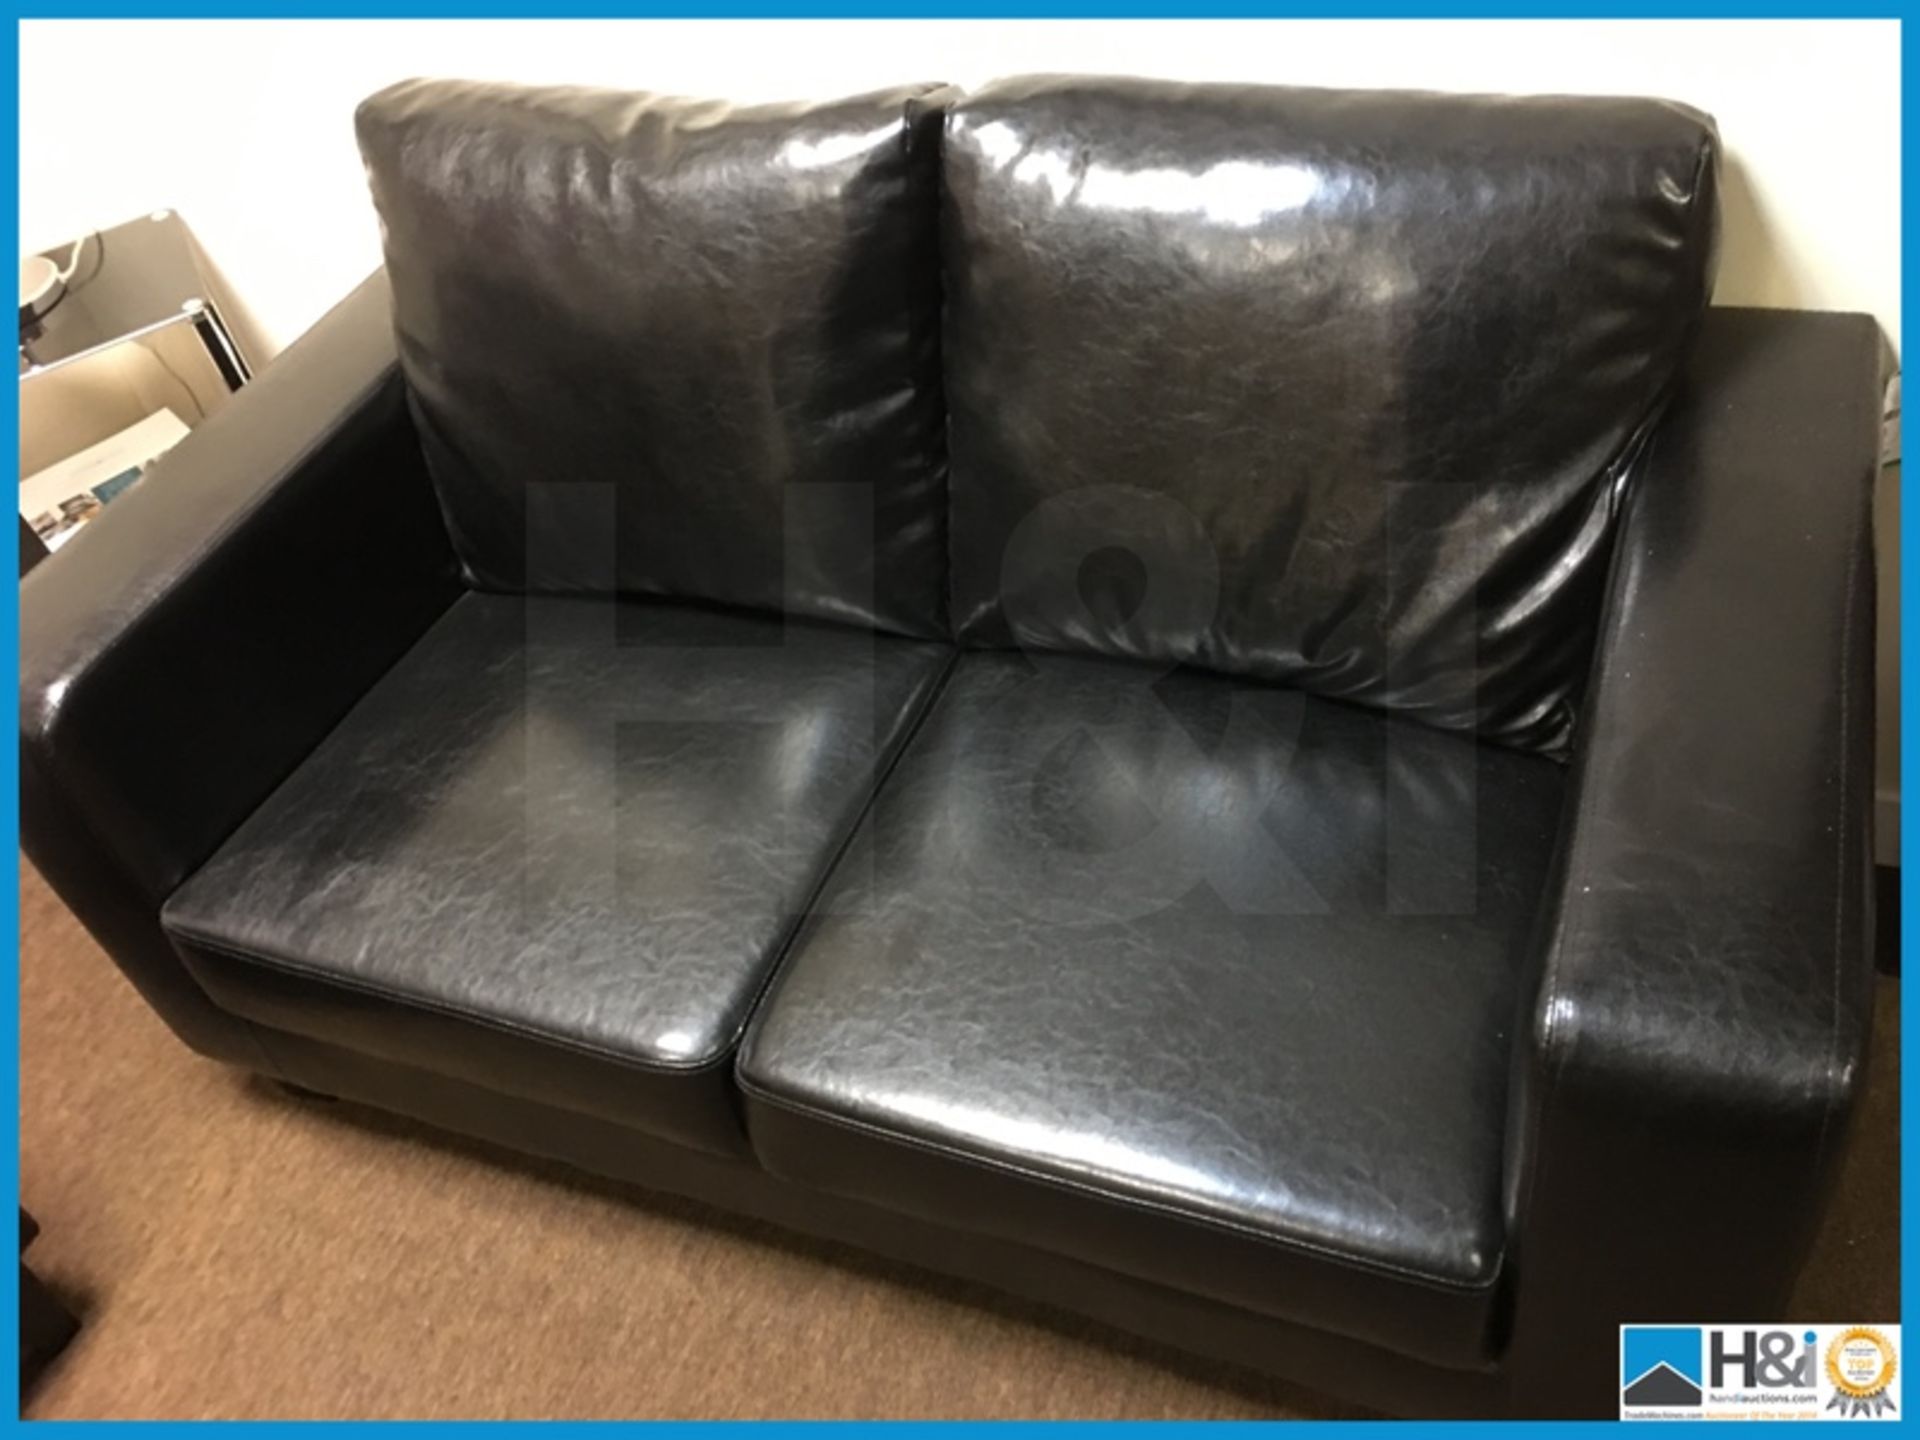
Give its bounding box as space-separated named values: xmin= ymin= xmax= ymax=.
xmin=20 ymin=74 xmax=1885 ymax=1417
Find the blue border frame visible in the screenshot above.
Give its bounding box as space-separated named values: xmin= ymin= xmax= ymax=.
xmin=1 ymin=3 xmax=1912 ymax=13
xmin=0 ymin=2 xmax=1911 ymax=13
xmin=5 ymin=11 xmax=22 ymax=1427
xmin=1 ymin=8 xmax=1909 ymax=1428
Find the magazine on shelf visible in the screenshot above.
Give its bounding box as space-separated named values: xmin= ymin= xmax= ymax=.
xmin=21 ymin=407 xmax=191 ymax=552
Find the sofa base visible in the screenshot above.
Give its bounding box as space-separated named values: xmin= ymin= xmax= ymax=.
xmin=237 ymin=1020 xmax=1513 ymax=1419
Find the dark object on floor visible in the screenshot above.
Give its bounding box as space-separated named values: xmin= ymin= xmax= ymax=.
xmin=19 ymin=1210 xmax=77 ymax=1394
xmin=17 ymin=74 xmax=1888 ymax=1419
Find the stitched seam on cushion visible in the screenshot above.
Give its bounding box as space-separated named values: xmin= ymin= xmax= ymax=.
xmin=168 ymin=650 xmax=960 ymax=1085
xmin=737 ymin=1072 xmax=1500 ymax=1296
xmin=169 ymin=649 xmax=958 ymax=1086
xmin=172 ymin=930 xmax=736 ymax=1077
xmin=718 ymin=645 xmax=962 ymax=1062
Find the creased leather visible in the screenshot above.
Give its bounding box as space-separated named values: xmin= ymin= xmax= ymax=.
xmin=256 ymin=1023 xmax=1505 ymax=1417
xmin=740 ymin=648 xmax=1565 ymax=1368
xmin=942 ymin=75 xmax=1720 ymax=755
xmin=19 ymin=272 xmax=461 ymax=1063
xmin=357 ymin=78 xmax=954 ymax=639
xmin=166 ymin=593 xmax=949 ymax=1155
xmin=30 ymin=68 xmax=1883 ymax=1415
xmin=1500 ymin=308 xmax=1883 ymax=1415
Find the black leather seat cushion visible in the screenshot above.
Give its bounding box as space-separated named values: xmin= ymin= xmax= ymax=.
xmin=357 ymin=79 xmax=954 ymax=638
xmin=942 ymin=75 xmax=1720 ymax=754
xmin=165 ymin=593 xmax=950 ymax=1157
xmin=738 ymin=651 xmax=1565 ymax=1367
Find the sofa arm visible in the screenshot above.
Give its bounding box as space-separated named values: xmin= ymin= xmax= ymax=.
xmin=1501 ymin=307 xmax=1885 ymax=1415
xmin=21 ymin=270 xmax=461 ymax=1063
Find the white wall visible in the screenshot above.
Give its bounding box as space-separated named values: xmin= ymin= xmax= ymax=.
xmin=20 ymin=19 xmax=1902 ymax=359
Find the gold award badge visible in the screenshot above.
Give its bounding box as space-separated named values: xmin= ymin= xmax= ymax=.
xmin=1825 ymin=1327 xmax=1898 ymax=1417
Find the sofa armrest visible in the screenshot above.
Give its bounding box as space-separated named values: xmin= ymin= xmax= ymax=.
xmin=21 ymin=270 xmax=461 ymax=1062
xmin=1501 ymin=307 xmax=1885 ymax=1414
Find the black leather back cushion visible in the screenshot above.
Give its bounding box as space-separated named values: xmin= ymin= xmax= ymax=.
xmin=943 ymin=76 xmax=1719 ymax=754
xmin=358 ymin=78 xmax=952 ymax=638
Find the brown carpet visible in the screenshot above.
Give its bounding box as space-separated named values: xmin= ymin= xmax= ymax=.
xmin=19 ymin=862 xmax=1899 ymax=1419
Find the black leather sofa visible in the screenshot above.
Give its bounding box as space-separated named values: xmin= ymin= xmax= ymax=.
xmin=20 ymin=74 xmax=1884 ymax=1418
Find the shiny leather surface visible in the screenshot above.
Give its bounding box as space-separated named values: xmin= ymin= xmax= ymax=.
xmin=740 ymin=650 xmax=1565 ymax=1367
xmin=254 ymin=1020 xmax=1506 ymax=1418
xmin=30 ymin=69 xmax=1884 ymax=1416
xmin=20 ymin=272 xmax=461 ymax=1063
xmin=357 ymin=79 xmax=953 ymax=638
xmin=1501 ymin=307 xmax=1884 ymax=1414
xmin=942 ymin=76 xmax=1720 ymax=754
xmin=166 ymin=593 xmax=949 ymax=1155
